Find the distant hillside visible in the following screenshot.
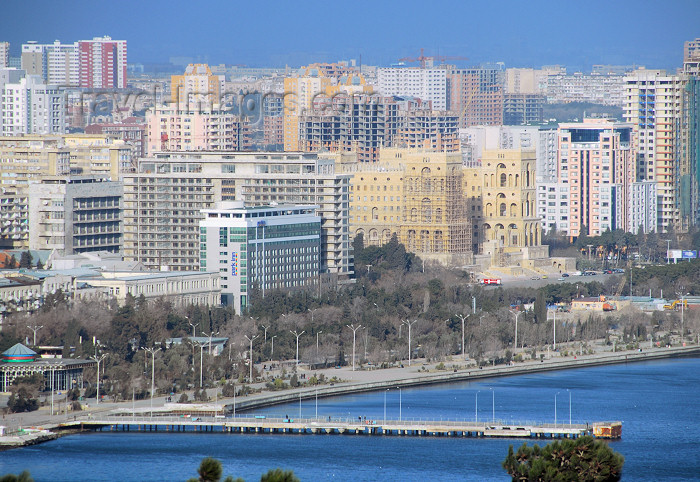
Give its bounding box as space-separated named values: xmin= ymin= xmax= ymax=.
xmin=543 ymin=102 xmax=623 ymax=123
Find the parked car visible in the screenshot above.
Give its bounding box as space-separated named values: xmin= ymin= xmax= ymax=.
xmin=604 ymin=269 xmax=613 ymax=274
xmin=613 ymin=268 xmax=625 ymax=273
xmin=561 ymin=273 xmax=570 ymax=277
xmin=531 ymin=276 xmax=541 ymax=280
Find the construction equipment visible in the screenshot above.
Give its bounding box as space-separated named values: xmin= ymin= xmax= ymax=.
xmin=663 ymin=299 xmax=688 ymax=311
xmin=398 ymin=48 xmax=468 ymax=68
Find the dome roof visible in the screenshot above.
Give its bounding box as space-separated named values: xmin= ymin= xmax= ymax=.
xmin=2 ymin=343 xmax=37 ymax=363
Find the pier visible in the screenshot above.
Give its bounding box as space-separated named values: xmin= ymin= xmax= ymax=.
xmin=53 ymin=415 xmax=609 ymax=440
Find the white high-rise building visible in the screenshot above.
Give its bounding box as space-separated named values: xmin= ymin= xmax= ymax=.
xmin=21 ymin=40 xmax=79 ymax=86
xmin=1 ymin=74 xmax=65 ymax=135
xmin=377 ymin=67 xmax=447 ymax=110
xmin=0 ymin=42 xmax=9 ymax=68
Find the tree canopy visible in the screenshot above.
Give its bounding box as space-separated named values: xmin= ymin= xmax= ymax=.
xmin=502 ymin=435 xmax=624 ymax=481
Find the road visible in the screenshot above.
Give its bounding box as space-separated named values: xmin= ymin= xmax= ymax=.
xmin=494 ymin=273 xmax=622 ymax=289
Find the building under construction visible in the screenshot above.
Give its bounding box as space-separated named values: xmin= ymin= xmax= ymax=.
xmin=345 ymin=147 xmax=472 ymax=266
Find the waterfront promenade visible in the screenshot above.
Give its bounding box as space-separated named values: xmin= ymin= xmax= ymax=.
xmin=1 ymin=343 xmax=698 ymax=447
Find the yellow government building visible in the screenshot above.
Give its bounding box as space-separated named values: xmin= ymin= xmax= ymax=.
xmin=346 ymin=147 xmax=560 ymax=272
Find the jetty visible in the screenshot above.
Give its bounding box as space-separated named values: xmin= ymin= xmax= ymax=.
xmin=49 ymin=415 xmax=618 ymax=440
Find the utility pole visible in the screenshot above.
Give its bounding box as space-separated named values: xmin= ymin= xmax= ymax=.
xmin=345 ymin=324 xmax=362 ymax=371
xmin=401 ymin=319 xmax=418 ymax=366
xmin=290 ymin=330 xmax=305 ymax=366
xmin=244 ymin=334 xmax=259 ymax=382
xmin=27 ymin=324 xmax=43 ymax=346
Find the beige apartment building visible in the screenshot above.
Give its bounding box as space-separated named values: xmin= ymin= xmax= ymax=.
xmin=0 ymin=134 xmax=130 ymax=248
xmin=123 ymin=151 xmax=352 ymax=281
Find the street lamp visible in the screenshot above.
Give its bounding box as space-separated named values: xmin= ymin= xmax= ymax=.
xmin=270 ymin=335 xmax=277 ymax=362
xmin=384 ymin=388 xmax=389 ymax=424
xmin=398 ymin=386 xmax=402 ymax=421
xmin=89 ymin=354 xmax=107 ymax=405
xmin=316 ymin=330 xmax=323 ymax=363
xmin=188 ymin=321 xmax=199 ymax=339
xmin=143 ymin=347 xmax=161 ymax=417
xmin=244 ymin=334 xmax=259 ymax=382
xmin=50 ymin=361 xmax=64 ymax=415
xmin=555 ymin=391 xmax=560 ymax=427
xmin=290 ymin=330 xmax=305 ymax=366
xmin=510 ymin=310 xmax=521 ymax=352
xmin=260 ymin=324 xmax=270 ymax=345
xmin=567 ymin=389 xmax=572 ymax=425
xmin=202 ymin=331 xmax=219 ymax=355
xmin=548 ymin=309 xmax=557 ymax=351
xmin=475 ymin=390 xmax=480 ymax=423
xmin=456 ymin=314 xmax=467 ymax=359
xmin=27 ymin=324 xmax=42 ymax=346
xmin=401 ymin=320 xmax=418 ymax=366
xmin=345 ymin=324 xmax=361 ymax=371
xmin=490 ymin=388 xmax=495 ymax=423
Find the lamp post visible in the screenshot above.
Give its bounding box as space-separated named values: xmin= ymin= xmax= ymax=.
xmin=244 ymin=334 xmax=259 ymax=382
xmin=144 ymin=347 xmax=160 ymax=417
xmin=384 ymin=388 xmax=389 ymax=424
xmin=270 ymin=335 xmax=277 ymax=362
xmin=554 ymin=391 xmax=560 ymax=427
xmin=290 ymin=330 xmax=305 ymax=366
xmin=456 ymin=314 xmax=467 ymax=359
xmin=188 ymin=320 xmax=199 ymax=339
xmin=308 ymin=308 xmax=317 ymax=325
xmin=50 ymin=362 xmax=63 ymax=415
xmin=202 ymin=331 xmax=219 ymax=355
xmin=475 ymin=390 xmax=480 ymax=423
xmin=567 ymin=389 xmax=572 ymax=425
xmin=345 ymin=324 xmax=361 ymax=371
xmin=316 ymin=330 xmax=323 ymax=363
xmin=490 ymin=388 xmax=495 ymax=423
xmin=196 ymin=343 xmax=204 ymax=387
xmin=27 ymin=324 xmax=42 ymax=346
xmin=510 ymin=310 xmax=521 ymax=352
xmin=398 ymin=386 xmax=402 ymax=421
xmin=260 ymin=324 xmax=270 ymax=345
xmin=401 ymin=319 xmax=418 ymax=366
xmin=90 ymin=354 xmax=106 ymax=405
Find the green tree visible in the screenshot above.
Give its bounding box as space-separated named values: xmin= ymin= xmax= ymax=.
xmin=534 ymin=290 xmax=547 ymax=324
xmin=502 ymin=435 xmax=624 ymax=481
xmin=186 ymin=457 xmax=241 ymax=482
xmin=18 ymin=251 xmax=33 ymax=269
xmin=0 ymin=471 xmax=34 ymax=482
xmin=260 ymin=469 xmax=299 ymax=482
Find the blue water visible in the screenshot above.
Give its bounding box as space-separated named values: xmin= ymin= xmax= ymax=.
xmin=1 ymin=357 xmax=699 ymax=481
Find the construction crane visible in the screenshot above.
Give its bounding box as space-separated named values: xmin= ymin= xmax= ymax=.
xmin=398 ymin=48 xmax=468 ymax=69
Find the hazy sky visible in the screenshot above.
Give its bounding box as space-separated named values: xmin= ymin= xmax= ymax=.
xmin=4 ymin=0 xmax=698 ymax=70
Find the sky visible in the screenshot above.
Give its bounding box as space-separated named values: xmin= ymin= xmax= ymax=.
xmin=3 ymin=0 xmax=699 ymax=71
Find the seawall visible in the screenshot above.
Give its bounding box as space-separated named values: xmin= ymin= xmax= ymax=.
xmin=228 ymin=345 xmax=700 ymax=413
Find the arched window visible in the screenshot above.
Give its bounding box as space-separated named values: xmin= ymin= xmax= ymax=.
xmin=510 ymin=203 xmax=518 ymax=217
xmin=410 ymin=208 xmax=418 ymax=222
xmin=371 ymin=207 xmax=378 ymax=220
xmin=435 ymin=208 xmax=443 ymax=223
xmin=421 ymin=198 xmax=432 ymax=223
xmin=500 ymin=173 xmax=507 ymax=187
xmin=500 ymin=203 xmax=506 ymax=216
